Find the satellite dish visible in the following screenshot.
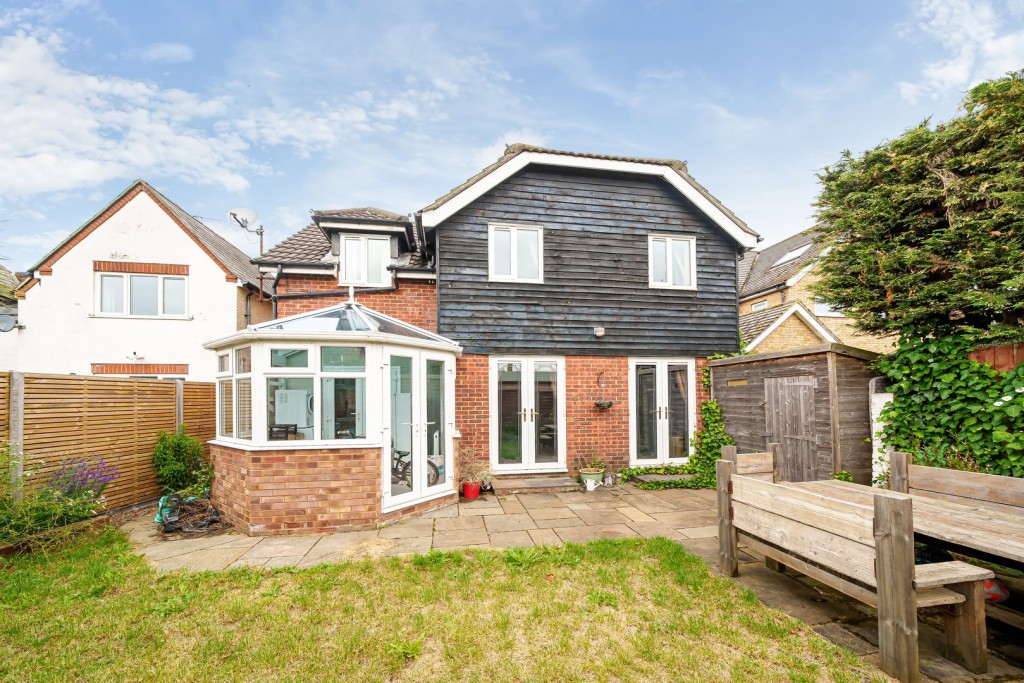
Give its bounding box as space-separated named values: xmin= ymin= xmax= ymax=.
xmin=0 ymin=315 xmax=17 ymax=333
xmin=228 ymin=208 xmax=260 ymax=229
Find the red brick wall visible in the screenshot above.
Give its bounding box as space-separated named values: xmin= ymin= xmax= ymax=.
xmin=276 ymin=274 xmax=437 ymax=332
xmin=211 ymin=444 xmax=382 ymax=535
xmin=454 ymin=354 xmax=709 ymax=475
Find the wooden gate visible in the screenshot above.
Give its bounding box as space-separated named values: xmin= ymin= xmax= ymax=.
xmin=764 ymin=375 xmax=816 ymax=481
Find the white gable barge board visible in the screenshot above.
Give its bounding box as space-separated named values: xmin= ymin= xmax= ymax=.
xmin=420 ymin=152 xmax=759 ymax=249
xmin=744 ymin=303 xmax=840 ymax=351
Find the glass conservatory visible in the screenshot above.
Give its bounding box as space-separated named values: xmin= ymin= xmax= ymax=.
xmin=204 ymin=299 xmax=461 ymax=533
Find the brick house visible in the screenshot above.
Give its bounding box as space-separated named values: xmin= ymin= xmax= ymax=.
xmin=208 ymin=145 xmax=760 ymax=534
xmin=738 ymin=229 xmax=897 ymax=354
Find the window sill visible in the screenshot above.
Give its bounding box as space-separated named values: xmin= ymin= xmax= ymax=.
xmin=487 ymin=277 xmax=544 ymax=285
xmin=209 ymin=439 xmax=383 ymax=451
xmin=648 ymin=283 xmax=697 ymax=291
xmin=90 ymin=314 xmax=191 ymax=321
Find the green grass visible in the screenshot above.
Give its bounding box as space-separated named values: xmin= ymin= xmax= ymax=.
xmin=0 ymin=529 xmax=884 ymax=682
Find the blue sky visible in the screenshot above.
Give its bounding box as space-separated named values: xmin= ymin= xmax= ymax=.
xmin=2 ymin=0 xmax=1024 ymax=271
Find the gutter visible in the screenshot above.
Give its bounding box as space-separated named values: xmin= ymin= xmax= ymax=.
xmin=274 ymin=284 xmax=399 ymax=301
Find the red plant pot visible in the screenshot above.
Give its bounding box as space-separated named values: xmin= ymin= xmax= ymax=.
xmin=462 ymin=481 xmax=482 ymax=499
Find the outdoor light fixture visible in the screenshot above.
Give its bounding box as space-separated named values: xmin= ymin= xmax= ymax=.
xmin=593 ymin=327 xmax=605 ymax=337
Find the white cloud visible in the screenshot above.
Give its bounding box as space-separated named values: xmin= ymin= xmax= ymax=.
xmin=3 ymin=228 xmax=72 ymax=249
xmin=135 ymin=42 xmax=193 ymax=64
xmin=899 ymin=0 xmax=1024 ymax=102
xmin=473 ymin=129 xmax=548 ymax=169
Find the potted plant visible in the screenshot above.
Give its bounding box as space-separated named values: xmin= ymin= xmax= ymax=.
xmin=578 ymin=452 xmax=606 ymax=492
xmin=458 ymin=452 xmax=486 ymax=499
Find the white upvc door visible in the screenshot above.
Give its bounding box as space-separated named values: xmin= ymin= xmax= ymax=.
xmin=489 ymin=356 xmax=567 ymax=473
xmin=628 ymin=358 xmax=697 ymax=466
xmin=382 ymin=348 xmax=456 ymax=512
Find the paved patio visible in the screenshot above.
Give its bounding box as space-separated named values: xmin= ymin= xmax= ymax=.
xmin=123 ymin=484 xmax=723 ymax=572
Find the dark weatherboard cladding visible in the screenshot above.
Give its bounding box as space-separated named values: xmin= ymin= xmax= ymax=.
xmin=434 ymin=165 xmax=743 ymax=356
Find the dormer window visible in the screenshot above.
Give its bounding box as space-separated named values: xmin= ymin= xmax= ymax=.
xmin=339 ymin=235 xmax=391 ymax=286
xmin=772 ymin=243 xmax=811 ymax=268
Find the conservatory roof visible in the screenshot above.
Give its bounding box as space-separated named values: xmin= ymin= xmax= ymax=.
xmin=204 ymin=301 xmax=461 ymax=353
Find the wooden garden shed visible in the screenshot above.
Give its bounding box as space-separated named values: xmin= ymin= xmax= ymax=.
xmin=708 ymin=344 xmax=878 ymax=485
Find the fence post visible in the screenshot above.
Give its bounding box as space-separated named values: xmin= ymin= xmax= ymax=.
xmin=8 ymin=372 xmax=24 ymax=492
xmin=174 ymin=379 xmax=184 ymax=429
xmin=721 ymin=445 xmax=737 ymax=463
xmin=874 ymin=492 xmax=919 ymax=683
xmin=768 ymin=442 xmax=782 ymax=483
xmin=717 ymin=458 xmax=738 ymax=577
xmin=889 ymin=450 xmax=910 ymax=493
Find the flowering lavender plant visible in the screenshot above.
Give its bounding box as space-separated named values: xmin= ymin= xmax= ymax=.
xmin=48 ymin=457 xmax=119 ymax=498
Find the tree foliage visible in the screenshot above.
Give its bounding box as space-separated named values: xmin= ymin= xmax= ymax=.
xmin=813 ymin=71 xmax=1024 ymax=342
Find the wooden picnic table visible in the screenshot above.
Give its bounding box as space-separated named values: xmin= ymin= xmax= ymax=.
xmin=790 ymin=479 xmax=1024 ymax=571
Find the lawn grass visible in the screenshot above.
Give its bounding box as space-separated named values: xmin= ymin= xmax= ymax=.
xmin=0 ymin=529 xmax=885 ymax=682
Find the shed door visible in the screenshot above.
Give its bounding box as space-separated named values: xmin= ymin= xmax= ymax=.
xmin=764 ymin=376 xmax=816 ymax=481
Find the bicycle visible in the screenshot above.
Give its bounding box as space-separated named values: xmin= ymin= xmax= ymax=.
xmin=391 ymin=448 xmax=440 ymax=488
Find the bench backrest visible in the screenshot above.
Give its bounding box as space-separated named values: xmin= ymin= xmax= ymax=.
xmin=891 ymin=451 xmax=1024 ymax=514
xmin=728 ymin=474 xmax=882 ymax=587
xmin=721 ymin=444 xmax=778 ymax=482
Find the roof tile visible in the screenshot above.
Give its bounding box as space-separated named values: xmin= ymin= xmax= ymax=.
xmin=739 ymin=228 xmax=827 ymax=298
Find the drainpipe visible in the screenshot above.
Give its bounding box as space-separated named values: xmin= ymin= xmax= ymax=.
xmin=271 ymin=265 xmax=283 ymax=318
xmin=244 ymin=289 xmax=253 ymax=326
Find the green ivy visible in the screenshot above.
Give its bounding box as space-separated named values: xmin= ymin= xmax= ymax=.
xmin=877 ymin=334 xmax=1024 ymax=477
xmin=620 ymin=400 xmax=736 ymax=490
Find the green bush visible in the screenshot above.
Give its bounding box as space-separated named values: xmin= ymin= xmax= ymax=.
xmin=153 ymin=427 xmax=210 ymax=494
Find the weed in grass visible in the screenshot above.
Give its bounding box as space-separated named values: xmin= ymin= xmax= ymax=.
xmin=384 ymin=637 xmax=423 ymax=660
xmin=587 ymin=589 xmax=619 ymax=609
xmin=502 ymin=546 xmax=542 ymax=574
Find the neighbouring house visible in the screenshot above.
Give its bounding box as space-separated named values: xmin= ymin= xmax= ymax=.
xmin=0 ymin=265 xmax=19 ymax=370
xmin=208 ymin=144 xmax=760 ymax=534
xmin=14 ymin=180 xmax=272 ymax=381
xmin=737 ymin=229 xmax=897 ymax=354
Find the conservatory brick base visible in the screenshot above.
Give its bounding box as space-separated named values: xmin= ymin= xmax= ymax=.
xmin=211 ymin=444 xmax=458 ymax=536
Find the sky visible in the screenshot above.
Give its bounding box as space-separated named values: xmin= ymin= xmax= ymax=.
xmin=2 ymin=0 xmax=1024 ymax=272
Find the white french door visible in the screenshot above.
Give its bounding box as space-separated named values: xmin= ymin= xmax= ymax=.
xmin=629 ymin=358 xmax=697 ymax=465
xmin=489 ymin=357 xmax=566 ymax=473
xmin=383 ymin=349 xmax=455 ymax=512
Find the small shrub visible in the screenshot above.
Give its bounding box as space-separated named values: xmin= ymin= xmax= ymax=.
xmin=153 ymin=426 xmax=210 ymax=494
xmin=831 ymin=470 xmax=853 ymax=483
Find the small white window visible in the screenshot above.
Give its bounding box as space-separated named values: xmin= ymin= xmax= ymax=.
xmin=751 ymin=300 xmax=769 ymax=312
xmin=649 ymin=235 xmax=696 ymax=290
xmin=488 ymin=223 xmax=543 ymax=283
xmin=339 ymin=235 xmax=391 ymax=286
xmin=815 ymin=298 xmax=843 ymax=317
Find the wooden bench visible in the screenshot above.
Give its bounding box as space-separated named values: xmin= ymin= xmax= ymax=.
xmin=717 ymin=452 xmax=994 ymax=682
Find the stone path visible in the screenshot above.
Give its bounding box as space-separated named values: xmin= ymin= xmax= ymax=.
xmin=123 ymin=484 xmax=721 ymax=573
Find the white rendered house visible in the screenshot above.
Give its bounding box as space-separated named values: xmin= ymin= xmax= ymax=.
xmin=14 ymin=181 xmax=271 ymax=381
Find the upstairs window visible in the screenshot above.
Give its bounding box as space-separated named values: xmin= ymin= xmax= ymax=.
xmin=488 ymin=223 xmax=543 ymax=283
xmin=339 ymin=235 xmax=391 ymax=286
xmin=751 ymin=300 xmax=769 ymax=312
xmin=814 ymin=298 xmax=843 ymax=317
xmin=649 ymin=235 xmax=696 ymax=290
xmin=772 ymin=243 xmax=812 ymax=267
xmin=97 ymin=273 xmax=188 ymax=317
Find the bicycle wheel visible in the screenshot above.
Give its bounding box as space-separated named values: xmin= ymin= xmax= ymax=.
xmin=427 ymin=461 xmax=440 ymax=487
xmin=397 ymin=458 xmax=413 ymax=488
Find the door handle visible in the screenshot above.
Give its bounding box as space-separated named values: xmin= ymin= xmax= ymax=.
xmin=530 ymin=409 xmax=536 ymax=422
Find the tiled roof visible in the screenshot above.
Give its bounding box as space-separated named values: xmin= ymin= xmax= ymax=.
xmin=257 ymin=224 xmax=331 ymax=266
xmin=739 ymin=228 xmax=827 ymax=298
xmin=0 ymin=265 xmax=17 ymax=306
xmin=419 ymin=143 xmax=759 ymax=240
xmin=313 ymin=207 xmax=408 ymax=223
xmin=739 ymin=304 xmax=793 ymax=343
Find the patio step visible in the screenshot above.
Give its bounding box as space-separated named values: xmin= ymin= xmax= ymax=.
xmin=491 ymin=476 xmax=581 ymax=495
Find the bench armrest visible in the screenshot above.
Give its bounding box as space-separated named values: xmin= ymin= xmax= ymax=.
xmin=913 ymin=561 xmax=994 ymax=589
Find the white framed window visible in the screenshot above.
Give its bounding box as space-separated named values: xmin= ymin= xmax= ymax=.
xmin=751 ymin=300 xmax=769 ymax=312
xmin=648 ymin=235 xmax=696 ymax=290
xmin=773 ymin=243 xmax=812 ymax=267
xmin=815 ymin=298 xmax=843 ymax=317
xmin=95 ymin=273 xmax=188 ymax=318
xmin=339 ymin=235 xmax=391 ymax=286
xmin=488 ymin=223 xmax=543 ymax=283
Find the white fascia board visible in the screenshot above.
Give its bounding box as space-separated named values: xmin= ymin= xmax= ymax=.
xmin=420 ymin=152 xmax=758 ymax=249
xmin=203 ymin=329 xmax=461 ymax=354
xmin=318 ymin=221 xmax=407 ymax=233
xmin=257 ymin=265 xmax=333 ymax=276
xmin=745 ymin=303 xmax=839 ymax=351
xmin=394 ymin=271 xmax=436 ymax=280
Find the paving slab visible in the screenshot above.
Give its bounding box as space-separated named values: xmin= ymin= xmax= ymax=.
xmin=488 ymin=531 xmax=535 ymax=548
xmin=616 ymin=506 xmax=656 ymax=524
xmin=566 ymin=503 xmax=591 ymax=510
xmin=458 ymin=506 xmax=506 ymax=517
xmin=228 ymin=556 xmax=269 ymax=569
xmin=378 ymin=518 xmax=434 ymax=539
xmin=678 ymin=525 xmax=717 ymax=539
xmin=648 ymin=511 xmax=718 ymax=528
xmin=679 ymin=537 xmax=757 ymax=567
xmin=626 ymin=495 xmax=682 ymax=514
xmin=382 ymin=536 xmax=432 ymax=557
xmin=527 ymin=528 xmax=563 ymax=546
xmin=516 ymin=493 xmax=566 ymax=509
xmin=498 ymin=498 xmax=527 ymax=514
xmin=582 ymin=501 xmax=623 ymax=510
xmin=484 ymin=513 xmax=538 ymax=533
xmin=574 ymin=508 xmax=630 ymax=526
xmin=238 ymin=535 xmax=321 ymax=560
xmin=303 ymin=530 xmax=379 ymax=561
xmin=555 ymin=523 xmax=638 ymax=543
xmin=434 ymin=515 xmax=485 ymax=531
xmin=527 ymin=507 xmax=579 ymax=521
xmin=458 ymin=497 xmax=502 ymax=510
xmin=138 ymin=532 xmax=254 ymax=562
xmin=432 ymin=529 xmax=491 ymax=549
xmin=626 ymin=523 xmax=689 ymax=541
xmin=262 ymin=555 xmax=307 ymax=569
xmin=418 ymin=505 xmax=459 ymax=519
xmin=533 ymin=516 xmax=586 ymax=530
xmin=812 ymin=623 xmax=878 ymax=656
xmin=156 ymin=544 xmax=252 ymax=572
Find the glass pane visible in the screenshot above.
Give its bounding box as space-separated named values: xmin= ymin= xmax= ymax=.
xmin=364 ymin=312 xmax=437 ymax=340
xmin=236 ymin=378 xmax=252 ymax=440
xmin=498 ymin=361 xmax=523 ymax=465
xmin=635 ymin=365 xmax=658 ymax=460
xmin=129 ymin=275 xmax=158 ymax=316
xmin=425 ymin=359 xmax=445 ymax=488
xmin=390 ymin=356 xmax=414 ymax=497
xmin=162 ymin=277 xmax=186 ymax=315
xmin=344 ymin=237 xmax=364 ymax=283
xmin=264 ymin=307 xmax=371 ymax=332
xmin=218 ymin=380 xmax=233 ymax=437
xmin=651 ymin=239 xmax=667 ymax=284
xmin=492 ymin=228 xmax=512 ymax=277
xmin=235 ymin=347 xmax=251 ymax=374
xmin=367 ymin=238 xmax=390 ymax=286
xmin=271 ymin=349 xmax=309 ymax=368
xmin=517 ymin=229 xmax=540 ymax=280
xmin=534 ymin=362 xmax=558 ymax=464
xmin=671 ymin=239 xmax=691 ymax=287
xmin=267 ymin=377 xmax=313 ymax=440
xmin=321 ymin=346 xmax=366 ymax=372
xmin=217 ymin=354 xmax=229 ymax=373
xmin=100 ymin=275 xmax=124 ymax=313
xmin=321 ymin=378 xmax=365 ymax=439
xmin=667 ymin=365 xmax=690 ymax=458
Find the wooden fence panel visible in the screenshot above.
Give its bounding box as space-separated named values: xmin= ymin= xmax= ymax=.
xmin=183 ymin=382 xmax=215 ymax=455
xmin=968 ymin=344 xmax=1024 ymax=372
xmin=13 ymin=374 xmax=215 ymax=510
xmin=0 ymin=371 xmax=8 ymax=442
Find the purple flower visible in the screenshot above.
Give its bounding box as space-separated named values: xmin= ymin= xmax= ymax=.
xmin=48 ymin=456 xmax=119 ymax=497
